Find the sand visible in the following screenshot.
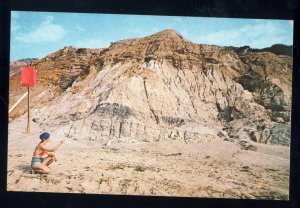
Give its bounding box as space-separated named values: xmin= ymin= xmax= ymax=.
xmin=7 ymin=116 xmax=290 ymax=199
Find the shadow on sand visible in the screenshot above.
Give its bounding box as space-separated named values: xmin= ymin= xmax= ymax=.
xmin=16 ymin=164 xmax=32 ymax=174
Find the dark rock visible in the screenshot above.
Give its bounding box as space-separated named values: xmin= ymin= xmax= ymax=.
xmin=144 ymin=55 xmax=156 ymax=63
xmin=270 ymin=111 xmax=290 ymax=123
xmin=237 ymin=74 xmax=258 ymax=92
xmin=93 ymin=103 xmax=133 ymax=119
xmin=216 ymin=104 xmax=245 ymax=123
xmin=60 ymin=76 xmax=77 ymax=90
xmin=267 ymin=124 xmax=290 ymax=146
xmin=161 ymin=116 xmax=185 ymax=127
xmin=239 ymin=140 xmax=257 ymax=151
xmin=269 ymin=97 xmax=287 ymax=111
xmin=248 ymin=131 xmax=257 ymax=142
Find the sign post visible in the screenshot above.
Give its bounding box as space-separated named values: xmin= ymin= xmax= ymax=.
xmin=21 ymin=66 xmax=37 ymax=134
xmin=26 ymin=87 xmax=30 ymax=133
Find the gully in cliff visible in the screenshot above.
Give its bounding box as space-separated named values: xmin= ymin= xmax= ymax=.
xmin=31 ymin=133 xmax=64 ymax=174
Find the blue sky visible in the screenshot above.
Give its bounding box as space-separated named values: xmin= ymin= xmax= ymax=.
xmin=10 ymin=11 xmax=293 ymax=61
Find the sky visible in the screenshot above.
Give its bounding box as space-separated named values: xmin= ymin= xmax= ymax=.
xmin=10 ymin=11 xmax=293 ymax=61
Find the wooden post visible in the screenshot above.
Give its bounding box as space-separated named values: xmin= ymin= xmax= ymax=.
xmin=25 ymin=87 xmax=30 ymax=133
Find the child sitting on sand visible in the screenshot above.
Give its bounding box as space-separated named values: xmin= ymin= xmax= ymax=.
xmin=31 ymin=132 xmax=64 ymax=174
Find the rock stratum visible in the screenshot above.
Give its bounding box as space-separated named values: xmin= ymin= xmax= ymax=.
xmin=9 ymin=29 xmax=292 ymax=147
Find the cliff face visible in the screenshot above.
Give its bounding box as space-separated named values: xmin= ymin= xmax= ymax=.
xmin=9 ymin=29 xmax=292 ymax=146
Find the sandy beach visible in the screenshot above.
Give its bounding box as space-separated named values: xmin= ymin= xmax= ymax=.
xmin=7 ymin=116 xmax=290 ymax=199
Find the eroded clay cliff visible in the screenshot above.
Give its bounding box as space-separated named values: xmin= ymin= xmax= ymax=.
xmin=9 ymin=29 xmax=292 ymax=147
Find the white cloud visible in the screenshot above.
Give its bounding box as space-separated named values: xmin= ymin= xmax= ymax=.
xmin=16 ymin=16 xmax=66 ymax=43
xmin=195 ymin=21 xmax=289 ymax=48
xmin=75 ymin=37 xmax=105 ymax=48
xmin=75 ymin=24 xmax=85 ymax=31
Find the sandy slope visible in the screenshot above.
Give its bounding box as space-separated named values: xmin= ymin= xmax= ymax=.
xmin=7 ymin=116 xmax=290 ymax=199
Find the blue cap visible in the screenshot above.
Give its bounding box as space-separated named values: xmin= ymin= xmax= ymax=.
xmin=40 ymin=132 xmax=50 ymax=140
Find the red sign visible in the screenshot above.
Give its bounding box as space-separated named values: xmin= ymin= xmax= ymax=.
xmin=21 ymin=66 xmax=37 ymax=87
